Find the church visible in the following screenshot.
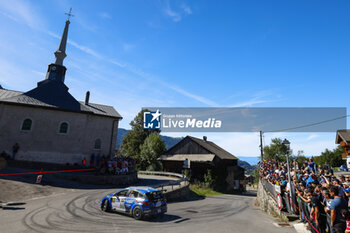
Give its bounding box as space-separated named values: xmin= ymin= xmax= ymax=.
xmin=0 ymin=18 xmax=122 ymax=164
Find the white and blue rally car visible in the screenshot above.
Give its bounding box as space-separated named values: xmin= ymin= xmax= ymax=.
xmin=100 ymin=186 xmax=167 ymax=220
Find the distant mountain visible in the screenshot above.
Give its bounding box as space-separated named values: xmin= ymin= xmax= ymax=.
xmin=116 ymin=128 xmax=182 ymax=149
xmin=116 ymin=128 xmax=129 ymax=149
xmin=238 ymin=160 xmax=257 ymax=175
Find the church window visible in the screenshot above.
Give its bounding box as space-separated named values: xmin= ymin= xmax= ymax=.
xmin=59 ymin=122 xmax=69 ymax=134
xmin=21 ymin=119 xmax=32 ymax=131
xmin=94 ymin=139 xmax=101 ymax=149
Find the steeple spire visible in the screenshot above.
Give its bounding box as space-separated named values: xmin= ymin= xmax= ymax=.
xmin=54 ymin=20 xmax=69 ymax=66
xmin=44 ymin=8 xmax=73 ymax=84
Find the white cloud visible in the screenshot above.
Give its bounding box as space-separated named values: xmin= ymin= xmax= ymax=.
xmin=306 ymin=134 xmax=319 ymax=141
xmin=0 ymin=0 xmax=42 ymax=29
xmin=180 ymin=3 xmax=192 ymax=15
xmin=230 ymin=90 xmax=279 ymax=107
xmin=68 ymin=40 xmax=103 ymax=59
xmin=48 ymin=31 xmax=103 ymax=59
xmin=31 ymin=70 xmax=46 ymax=77
xmin=230 ymin=96 xmax=269 ymax=107
xmin=109 ymin=59 xmax=126 ymax=68
xmin=0 ymin=58 xmax=35 ymax=90
xmin=123 ymin=43 xmax=135 ymax=52
xmin=47 ymin=29 xmax=218 ymax=107
xmin=165 ymin=84 xmax=217 ymax=106
xmin=99 ymin=12 xmax=112 ymax=19
xmin=292 ymin=140 xmax=336 ymax=157
xmin=163 ymin=1 xmax=182 ymax=22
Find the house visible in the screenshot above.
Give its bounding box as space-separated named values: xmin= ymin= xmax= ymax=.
xmin=0 ymin=19 xmax=122 ymax=165
xmin=159 ymin=136 xmax=245 ymax=190
xmin=336 ymin=129 xmax=350 ymax=168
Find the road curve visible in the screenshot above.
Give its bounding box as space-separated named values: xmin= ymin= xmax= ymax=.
xmin=0 ymin=176 xmax=296 ymax=233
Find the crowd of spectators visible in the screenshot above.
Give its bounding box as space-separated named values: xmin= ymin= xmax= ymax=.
xmin=259 ymin=159 xmax=350 ymax=233
xmin=82 ymin=154 xmax=136 ymax=175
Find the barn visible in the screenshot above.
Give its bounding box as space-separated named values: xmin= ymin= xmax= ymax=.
xmin=159 ymin=136 xmax=245 ymax=190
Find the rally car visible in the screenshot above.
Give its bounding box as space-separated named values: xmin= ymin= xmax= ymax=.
xmin=100 ymin=186 xmax=167 ymax=220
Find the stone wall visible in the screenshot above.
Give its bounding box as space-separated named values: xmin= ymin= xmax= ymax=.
xmin=55 ymin=172 xmax=138 ymax=185
xmin=164 ymin=183 xmax=190 ymax=202
xmin=256 ymin=180 xmax=288 ymax=221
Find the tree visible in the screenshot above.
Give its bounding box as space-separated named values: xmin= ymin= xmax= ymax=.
xmin=290 ymin=150 xmax=308 ymax=167
xmin=313 ymin=146 xmax=344 ymax=167
xmin=263 ymin=138 xmax=291 ymax=162
xmin=139 ymin=134 xmax=166 ymax=171
xmin=120 ymin=109 xmax=160 ymax=158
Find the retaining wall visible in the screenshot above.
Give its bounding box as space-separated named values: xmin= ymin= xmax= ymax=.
xmin=256 ymin=180 xmax=288 ymax=221
xmin=164 ymin=183 xmax=191 ymax=201
xmin=55 ymin=172 xmax=138 ymax=185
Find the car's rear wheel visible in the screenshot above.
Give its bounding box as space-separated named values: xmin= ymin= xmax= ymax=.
xmin=101 ymin=200 xmax=110 ymax=212
xmin=132 ymin=206 xmax=143 ymax=220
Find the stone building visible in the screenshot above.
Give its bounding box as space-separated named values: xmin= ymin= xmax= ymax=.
xmin=0 ymin=19 xmax=122 ymax=164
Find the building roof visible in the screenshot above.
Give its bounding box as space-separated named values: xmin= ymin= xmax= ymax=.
xmin=336 ymin=129 xmax=350 ymax=144
xmin=159 ymin=154 xmax=215 ymax=162
xmin=161 ymin=136 xmax=237 ymax=161
xmin=187 ymin=136 xmax=238 ymax=160
xmin=0 ymin=81 xmax=122 ymax=119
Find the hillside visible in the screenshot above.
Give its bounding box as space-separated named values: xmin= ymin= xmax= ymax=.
xmin=238 ymin=160 xmax=257 ymax=175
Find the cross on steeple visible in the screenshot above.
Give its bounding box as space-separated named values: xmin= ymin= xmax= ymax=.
xmin=44 ymin=11 xmax=73 ymax=83
xmin=65 ymin=7 xmax=74 ymax=21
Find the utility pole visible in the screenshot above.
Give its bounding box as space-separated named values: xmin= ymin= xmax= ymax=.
xmin=260 ymin=131 xmax=264 ymax=161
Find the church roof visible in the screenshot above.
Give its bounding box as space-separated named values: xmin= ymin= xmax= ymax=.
xmin=0 ymin=82 xmax=122 ymax=119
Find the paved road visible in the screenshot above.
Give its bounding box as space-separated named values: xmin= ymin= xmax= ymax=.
xmin=0 ymin=175 xmax=296 ymax=233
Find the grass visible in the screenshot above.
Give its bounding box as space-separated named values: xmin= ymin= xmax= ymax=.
xmin=189 ymin=184 xmax=224 ymax=197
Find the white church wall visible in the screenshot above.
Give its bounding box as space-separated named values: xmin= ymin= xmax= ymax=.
xmin=0 ymin=103 xmax=119 ymax=164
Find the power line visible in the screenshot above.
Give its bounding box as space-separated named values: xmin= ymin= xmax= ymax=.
xmin=264 ymin=114 xmax=350 ymax=133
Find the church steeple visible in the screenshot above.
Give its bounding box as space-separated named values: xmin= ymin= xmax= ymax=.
xmin=54 ymin=20 xmax=70 ymax=66
xmin=44 ymin=9 xmax=73 ymax=84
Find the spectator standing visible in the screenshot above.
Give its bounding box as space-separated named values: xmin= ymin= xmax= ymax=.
xmin=306 ymin=174 xmax=316 ymax=187
xmin=12 ymin=143 xmax=19 ymax=160
xmin=308 ymin=158 xmax=316 ymax=173
xmin=96 ymin=154 xmax=101 ymax=168
xmin=330 ymin=186 xmax=347 ymax=233
xmin=90 ymin=153 xmax=95 ymax=167
xmin=341 ymin=209 xmax=350 ymax=233
xmin=82 ymin=157 xmax=87 ymax=168
xmin=101 ymin=155 xmax=106 ymax=168
xmin=310 ymin=185 xmax=326 ymax=230
xmin=322 ymin=189 xmax=333 ymax=214
xmin=107 ymin=159 xmax=113 ymax=175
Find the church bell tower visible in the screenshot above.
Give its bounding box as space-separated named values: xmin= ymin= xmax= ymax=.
xmin=45 ymin=9 xmax=73 ymax=83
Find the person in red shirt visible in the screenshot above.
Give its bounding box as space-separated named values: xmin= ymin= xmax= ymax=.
xmin=82 ymin=157 xmax=87 ymax=168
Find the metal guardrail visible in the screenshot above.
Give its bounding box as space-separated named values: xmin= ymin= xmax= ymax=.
xmin=138 ymin=171 xmax=185 ymax=179
xmin=137 ymin=171 xmax=189 ymax=192
xmin=261 ymin=179 xmax=330 ymax=233
xmin=261 ymin=179 xmax=278 ymax=202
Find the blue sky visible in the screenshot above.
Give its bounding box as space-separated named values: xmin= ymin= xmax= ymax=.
xmin=0 ymin=0 xmax=349 ymax=163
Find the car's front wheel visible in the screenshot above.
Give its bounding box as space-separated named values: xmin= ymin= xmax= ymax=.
xmin=132 ymin=206 xmax=143 ymax=220
xmin=101 ymin=200 xmax=110 ymax=212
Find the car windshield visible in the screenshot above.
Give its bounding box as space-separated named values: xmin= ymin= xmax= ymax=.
xmin=146 ymin=191 xmax=164 ymax=201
